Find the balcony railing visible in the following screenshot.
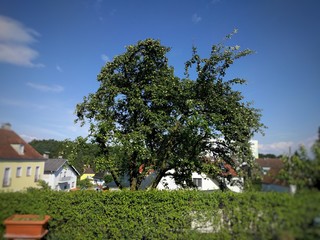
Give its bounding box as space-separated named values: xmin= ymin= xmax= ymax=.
xmin=58 ymin=176 xmax=72 ymax=183
xmin=2 ymin=178 xmax=11 ymax=187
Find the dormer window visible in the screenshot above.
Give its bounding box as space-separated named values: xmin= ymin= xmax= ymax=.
xmin=262 ymin=167 xmax=270 ymax=175
xmin=11 ymin=144 xmax=25 ymax=155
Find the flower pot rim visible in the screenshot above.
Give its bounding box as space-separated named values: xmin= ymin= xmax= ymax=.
xmin=4 ymin=214 xmax=51 ymax=224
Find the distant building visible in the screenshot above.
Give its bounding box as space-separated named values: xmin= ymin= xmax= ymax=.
xmin=256 ymin=158 xmax=289 ymax=192
xmin=42 ymin=158 xmax=80 ymax=191
xmin=80 ymin=165 xmax=95 ymax=183
xmin=0 ymin=123 xmax=46 ymax=191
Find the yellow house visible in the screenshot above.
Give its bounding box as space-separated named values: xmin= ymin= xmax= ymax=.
xmin=0 ymin=123 xmax=45 ymax=192
xmin=80 ymin=165 xmax=95 ymax=182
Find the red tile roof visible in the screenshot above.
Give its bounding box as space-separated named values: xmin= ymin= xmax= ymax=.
xmin=83 ymin=166 xmax=95 ymax=174
xmin=256 ymin=158 xmax=285 ymax=185
xmin=221 ymin=163 xmax=238 ymax=177
xmin=0 ymin=127 xmax=44 ymax=160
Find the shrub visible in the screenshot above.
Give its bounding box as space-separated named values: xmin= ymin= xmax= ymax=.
xmin=0 ymin=190 xmax=319 ymax=239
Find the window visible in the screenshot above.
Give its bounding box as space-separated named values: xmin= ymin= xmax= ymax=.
xmin=3 ymin=168 xmax=11 ymax=187
xmin=192 ymin=178 xmax=202 ymax=188
xmin=72 ymin=182 xmax=75 ymax=188
xmin=10 ymin=144 xmax=24 ymax=155
xmin=16 ymin=167 xmax=22 ymax=177
xmin=262 ymin=167 xmax=270 ymax=175
xmin=34 ymin=166 xmax=40 ymax=182
xmin=26 ymin=166 xmax=32 ymax=176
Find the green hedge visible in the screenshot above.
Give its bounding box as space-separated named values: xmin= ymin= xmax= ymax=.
xmin=0 ymin=190 xmax=320 ymax=239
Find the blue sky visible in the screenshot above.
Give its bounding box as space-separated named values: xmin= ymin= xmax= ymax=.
xmin=0 ymin=0 xmax=319 ymax=156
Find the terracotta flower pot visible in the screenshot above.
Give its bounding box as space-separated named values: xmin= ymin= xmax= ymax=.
xmin=4 ymin=214 xmax=51 ymax=239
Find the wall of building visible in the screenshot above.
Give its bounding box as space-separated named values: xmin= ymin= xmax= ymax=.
xmin=0 ymin=160 xmax=45 ymax=191
xmin=157 ymin=170 xmax=221 ymax=191
xmin=42 ymin=164 xmax=77 ymax=191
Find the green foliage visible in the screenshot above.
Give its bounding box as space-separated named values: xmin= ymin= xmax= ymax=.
xmin=0 ymin=190 xmax=319 ymax=239
xmin=75 ymin=34 xmax=265 ymax=190
xmin=62 ymin=137 xmax=100 ymax=173
xmin=30 ymin=138 xmax=100 ymax=173
xmin=77 ymin=178 xmax=93 ymax=189
xmin=311 ymin=140 xmax=320 ymax=190
xmin=104 ymin=174 xmax=113 ymax=184
xmin=279 ymin=142 xmax=320 ymax=191
xmin=29 ymin=139 xmax=63 ymax=158
xmin=37 ymin=179 xmax=51 ymax=190
xmin=258 ymin=153 xmax=282 ymax=159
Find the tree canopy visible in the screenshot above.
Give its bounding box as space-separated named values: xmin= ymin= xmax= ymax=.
xmin=29 ymin=137 xmax=99 ymax=173
xmin=75 ymin=35 xmax=264 ymax=190
xmin=279 ymin=129 xmax=320 ymax=191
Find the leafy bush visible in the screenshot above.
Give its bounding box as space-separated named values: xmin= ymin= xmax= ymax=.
xmin=0 ymin=190 xmax=319 ymax=239
xmin=77 ymin=178 xmax=93 ymax=189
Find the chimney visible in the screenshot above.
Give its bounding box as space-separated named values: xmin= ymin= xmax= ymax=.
xmin=43 ymin=151 xmax=50 ymax=159
xmin=1 ymin=123 xmax=12 ymax=130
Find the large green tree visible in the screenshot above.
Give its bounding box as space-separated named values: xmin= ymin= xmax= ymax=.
xmin=75 ymin=35 xmax=264 ymax=190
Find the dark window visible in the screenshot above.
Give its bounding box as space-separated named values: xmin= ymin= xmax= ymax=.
xmin=193 ymin=178 xmax=202 ymax=188
xmin=3 ymin=168 xmax=11 ymax=187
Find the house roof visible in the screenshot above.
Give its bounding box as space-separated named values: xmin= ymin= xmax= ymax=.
xmin=256 ymin=158 xmax=284 ymax=169
xmin=0 ymin=125 xmax=44 ymax=160
xmin=256 ymin=158 xmax=285 ymax=185
xmin=44 ymin=158 xmax=80 ymax=175
xmin=93 ymin=171 xmax=108 ymax=180
xmin=220 ymin=163 xmax=238 ymax=177
xmin=44 ymin=158 xmax=67 ymax=172
xmin=83 ymin=166 xmax=95 ymax=174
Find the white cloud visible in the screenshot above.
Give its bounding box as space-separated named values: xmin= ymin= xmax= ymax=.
xmin=21 ymin=134 xmax=38 ymax=143
xmin=259 ymin=141 xmax=294 ymax=155
xmin=27 ymin=82 xmax=64 ymax=93
xmin=0 ymin=15 xmax=43 ymax=67
xmin=192 ymin=13 xmax=202 ymax=24
xmin=101 ymin=54 xmax=110 ymax=62
xmin=259 ymin=135 xmax=318 ymax=156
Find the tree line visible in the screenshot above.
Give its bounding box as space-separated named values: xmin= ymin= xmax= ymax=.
xmin=29 ymin=137 xmax=99 ymax=174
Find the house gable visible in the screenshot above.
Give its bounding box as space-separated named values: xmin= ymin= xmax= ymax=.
xmin=0 ymin=124 xmax=45 ymax=191
xmin=42 ymin=159 xmax=79 ymax=191
xmin=256 ymin=158 xmax=284 ymax=185
xmin=0 ymin=125 xmax=44 ymax=160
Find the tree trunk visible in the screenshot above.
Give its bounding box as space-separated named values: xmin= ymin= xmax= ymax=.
xmin=110 ymin=170 xmax=123 ymax=190
xmin=129 ymin=151 xmax=139 ymax=190
xmin=150 ymin=168 xmax=167 ymax=189
xmin=130 ymin=177 xmax=137 ymax=190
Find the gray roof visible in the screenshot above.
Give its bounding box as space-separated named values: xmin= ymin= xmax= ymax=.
xmin=44 ymin=158 xmax=67 ymax=172
xmin=93 ymin=171 xmax=108 ymax=180
xmin=44 ymin=159 xmax=80 ymax=175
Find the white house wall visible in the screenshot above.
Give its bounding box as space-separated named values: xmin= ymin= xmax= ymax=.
xmin=157 ymin=170 xmax=181 ymax=190
xmin=157 ymin=170 xmax=220 ymax=191
xmin=225 ymin=177 xmax=243 ymax=193
xmin=191 ymin=172 xmax=220 ymax=191
xmin=41 ymin=173 xmax=55 ymax=190
xmin=157 ymin=170 xmax=243 ymax=192
xmin=42 ymin=164 xmax=77 ymax=191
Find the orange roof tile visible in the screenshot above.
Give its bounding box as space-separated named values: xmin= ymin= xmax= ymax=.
xmin=0 ymin=127 xmax=44 ymax=160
